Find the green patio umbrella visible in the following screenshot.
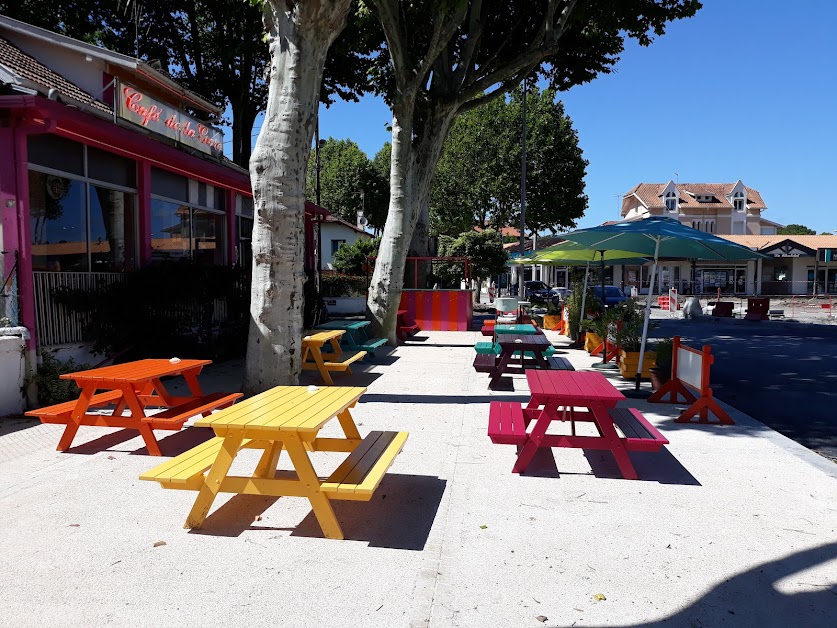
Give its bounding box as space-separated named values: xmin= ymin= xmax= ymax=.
xmin=556 ymin=216 xmax=768 ymax=390
xmin=512 ymin=243 xmax=649 ymax=362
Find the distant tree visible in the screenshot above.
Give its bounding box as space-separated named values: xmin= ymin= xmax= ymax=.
xmin=332 ymin=237 xmax=381 ymax=275
xmin=778 ymin=224 xmax=816 ymax=235
xmin=365 ymin=143 xmax=392 ymax=229
xmin=430 ymin=85 xmax=587 ymax=237
xmin=306 ymin=138 xmax=371 ymax=224
xmin=436 ymin=230 xmax=507 ymax=302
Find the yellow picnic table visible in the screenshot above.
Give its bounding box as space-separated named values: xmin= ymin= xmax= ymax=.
xmin=301 ymin=329 xmax=366 ymax=385
xmin=140 ymin=385 xmax=408 ymax=540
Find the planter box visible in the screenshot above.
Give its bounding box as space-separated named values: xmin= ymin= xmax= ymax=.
xmin=324 ymin=297 xmax=366 ymax=316
xmin=0 ymin=335 xmax=26 ymax=416
xmin=543 ymin=314 xmax=562 ymax=331
xmin=584 ymin=332 xmax=603 ymax=353
xmin=619 ymin=349 xmax=656 ymax=379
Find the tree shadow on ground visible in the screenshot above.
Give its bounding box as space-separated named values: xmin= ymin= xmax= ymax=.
xmin=0 ymin=416 xmax=40 ymax=437
xmin=131 ymin=426 xmax=215 ymax=456
xmin=359 ymin=393 xmax=531 ymax=405
xmin=550 ymin=542 xmax=837 ymax=628
xmin=193 ymin=473 xmax=446 ymax=550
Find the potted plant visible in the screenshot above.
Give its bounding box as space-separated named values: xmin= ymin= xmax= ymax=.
xmin=581 ymin=302 xmax=620 ymax=353
xmin=565 ymin=284 xmax=600 ymax=342
xmin=649 ymin=338 xmax=673 ymax=390
xmin=542 ymin=300 xmax=563 ymax=331
xmin=613 ymin=298 xmax=658 ymax=379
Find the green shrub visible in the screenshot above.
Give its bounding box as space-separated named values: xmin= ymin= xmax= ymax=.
xmin=321 ymin=272 xmax=368 ymax=297
xmin=32 ymin=352 xmax=87 ymax=406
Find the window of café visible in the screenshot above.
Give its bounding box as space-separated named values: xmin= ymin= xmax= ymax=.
xmin=28 ymin=135 xmax=138 ymax=272
xmin=150 ymin=167 xmax=227 ymax=264
xmin=235 ymin=194 xmax=254 ymax=268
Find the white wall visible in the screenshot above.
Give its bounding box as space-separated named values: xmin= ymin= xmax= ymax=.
xmin=320 ymin=223 xmax=371 ymax=270
xmin=0 ymin=335 xmax=25 ymax=416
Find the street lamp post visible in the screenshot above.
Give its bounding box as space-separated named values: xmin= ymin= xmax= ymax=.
xmin=518 ymin=77 xmax=528 ymax=299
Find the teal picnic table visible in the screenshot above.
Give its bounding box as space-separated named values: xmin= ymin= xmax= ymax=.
xmin=314 ymin=320 xmax=388 ymax=357
xmin=494 ymin=324 xmax=540 ymax=335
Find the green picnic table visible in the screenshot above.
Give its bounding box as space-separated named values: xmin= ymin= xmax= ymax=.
xmin=314 ymin=320 xmax=388 ymax=357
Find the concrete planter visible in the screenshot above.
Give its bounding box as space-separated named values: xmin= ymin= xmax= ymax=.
xmin=324 ymin=297 xmax=366 ymax=316
xmin=619 ymin=349 xmax=656 ymax=380
xmin=584 ymin=332 xmax=603 ymax=353
xmin=0 ymin=335 xmax=26 ymax=416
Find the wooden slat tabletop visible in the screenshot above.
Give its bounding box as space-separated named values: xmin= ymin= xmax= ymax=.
xmin=315 ymin=320 xmax=370 ymax=331
xmin=526 ymin=370 xmax=624 ymax=406
xmin=60 ymin=359 xmax=211 ymax=383
xmin=195 ymin=385 xmax=366 ymax=434
xmin=303 ymin=329 xmax=345 ymax=344
xmin=496 ymin=333 xmax=551 ymax=349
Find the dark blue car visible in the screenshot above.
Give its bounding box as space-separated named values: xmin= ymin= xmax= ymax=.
xmin=592 ymin=286 xmax=628 ymax=307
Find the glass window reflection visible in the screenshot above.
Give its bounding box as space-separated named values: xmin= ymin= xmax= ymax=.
xmin=29 ymin=171 xmax=88 ymax=272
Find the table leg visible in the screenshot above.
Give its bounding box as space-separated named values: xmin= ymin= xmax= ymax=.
xmin=310 ymin=345 xmax=334 ymax=386
xmin=533 ymin=348 xmax=550 ymax=370
xmin=283 ymin=433 xmax=343 ymax=540
xmin=254 ymin=441 xmax=283 ymax=478
xmin=185 ymin=432 xmax=244 ymax=529
xmin=513 ymin=401 xmax=559 ymax=473
xmin=336 ymin=408 xmax=361 ymax=440
xmin=489 ymin=349 xmax=512 ymax=388
xmin=119 ymin=383 xmax=162 ymax=456
xmin=182 ymin=367 xmax=206 ymax=398
xmin=591 ymin=402 xmax=638 ymax=480
xmin=57 ymin=383 xmax=98 ymax=451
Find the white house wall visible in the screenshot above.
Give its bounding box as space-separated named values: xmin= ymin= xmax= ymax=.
xmin=320 ymin=223 xmax=371 ymax=270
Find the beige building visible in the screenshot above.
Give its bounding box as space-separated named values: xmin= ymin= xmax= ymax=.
xmin=621 ymin=180 xmax=778 ymax=235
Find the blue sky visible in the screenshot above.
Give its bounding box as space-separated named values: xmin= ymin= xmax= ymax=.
xmin=244 ymin=1 xmax=837 ymax=234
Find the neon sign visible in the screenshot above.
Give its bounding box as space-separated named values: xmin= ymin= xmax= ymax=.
xmin=119 ymin=85 xmax=223 ymax=156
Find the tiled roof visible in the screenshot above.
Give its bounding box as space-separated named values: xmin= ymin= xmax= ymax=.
xmin=323 ymin=214 xmax=371 ymax=236
xmin=626 ymin=183 xmax=767 ymax=211
xmin=717 ymin=234 xmax=837 ymax=250
xmin=503 ymin=235 xmax=565 ymax=253
xmin=0 ymin=35 xmax=111 ymax=113
xmin=475 ymin=225 xmax=520 ymax=238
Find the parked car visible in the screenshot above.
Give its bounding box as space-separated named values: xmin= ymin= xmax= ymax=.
xmin=592 ymin=285 xmax=628 ymax=307
xmin=524 ymin=280 xmax=555 ymax=303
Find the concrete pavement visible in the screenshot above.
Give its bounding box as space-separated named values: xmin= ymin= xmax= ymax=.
xmin=0 ymin=331 xmax=835 ymax=627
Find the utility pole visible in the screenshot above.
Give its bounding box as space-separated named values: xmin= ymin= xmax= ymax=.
xmin=518 ymin=78 xmax=527 ymax=299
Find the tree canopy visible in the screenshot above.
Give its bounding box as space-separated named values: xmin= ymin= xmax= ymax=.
xmin=430 ymin=85 xmax=587 ymax=237
xmin=435 ymin=229 xmax=507 ymax=296
xmin=777 ymin=224 xmax=816 ymax=236
xmin=305 ymin=138 xmax=389 ymax=228
xmin=365 ymin=0 xmax=702 ymax=340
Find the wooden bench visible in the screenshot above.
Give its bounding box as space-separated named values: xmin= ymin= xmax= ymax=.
xmin=488 ymin=401 xmax=527 ymax=445
xmin=546 ymin=356 xmax=574 ymax=371
xmin=608 ymin=407 xmax=669 ymax=452
xmin=473 ymin=353 xmax=496 ymax=373
xmin=320 ymin=430 xmax=408 ymax=499
xmin=356 ymin=337 xmax=388 ymax=357
xmin=474 ymin=341 xmax=499 ymax=355
xmin=140 ymin=435 xmax=255 ymax=489
xmin=142 ymin=392 xmax=243 ymax=430
xmin=141 ymin=430 xmax=408 ymax=501
xmin=396 ymin=309 xmax=420 ymax=341
xmin=26 ymin=390 xmax=124 ymax=423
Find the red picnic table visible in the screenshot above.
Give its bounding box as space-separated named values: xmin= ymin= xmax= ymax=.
xmin=26 ymin=359 xmax=242 ymax=456
xmin=488 ymin=370 xmax=668 ymax=479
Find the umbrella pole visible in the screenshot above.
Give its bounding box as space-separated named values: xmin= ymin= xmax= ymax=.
xmin=635 ymin=239 xmax=660 ymax=390
xmin=600 ymin=251 xmax=607 ymax=365
xmin=579 ymin=262 xmax=590 ymax=334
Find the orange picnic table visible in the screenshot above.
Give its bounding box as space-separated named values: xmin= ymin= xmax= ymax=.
xmin=25 ymin=359 xmax=242 ymax=456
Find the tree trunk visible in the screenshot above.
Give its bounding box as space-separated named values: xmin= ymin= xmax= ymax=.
xmin=245 ymin=0 xmax=350 ymax=395
xmin=231 ymin=100 xmax=259 ymax=168
xmin=367 ymin=105 xmax=456 ymax=342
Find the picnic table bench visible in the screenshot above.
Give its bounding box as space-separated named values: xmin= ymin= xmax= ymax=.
xmin=487 ymin=370 xmax=668 ymax=479
xmin=302 ymin=330 xmax=366 ymax=385
xmin=140 ymin=385 xmax=408 ymax=540
xmin=25 ymin=359 xmax=242 ymax=456
xmin=396 ymin=309 xmax=420 ymax=341
xmin=315 ymin=319 xmax=388 ymax=357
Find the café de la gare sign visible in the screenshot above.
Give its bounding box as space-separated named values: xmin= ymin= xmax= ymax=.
xmin=118 ymin=84 xmax=223 ymax=157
